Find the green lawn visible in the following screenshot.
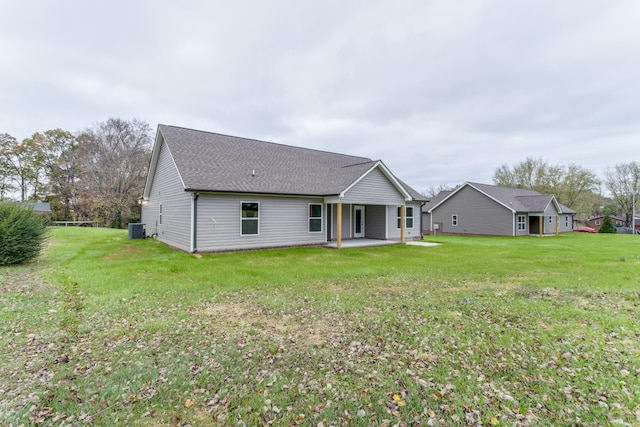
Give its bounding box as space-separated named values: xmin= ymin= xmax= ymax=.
xmin=1 ymin=228 xmax=638 ymax=426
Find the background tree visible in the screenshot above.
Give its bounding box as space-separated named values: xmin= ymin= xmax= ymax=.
xmin=423 ymin=184 xmax=459 ymax=199
xmin=0 ymin=133 xmax=18 ymax=199
xmin=0 ymin=134 xmax=47 ymax=201
xmin=493 ymin=157 xmax=600 ymax=220
xmin=493 ymin=157 xmax=563 ymax=194
xmin=36 ymin=129 xmax=82 ymax=220
xmin=76 ymin=118 xmax=152 ymax=227
xmin=604 ymin=162 xmax=640 ymax=227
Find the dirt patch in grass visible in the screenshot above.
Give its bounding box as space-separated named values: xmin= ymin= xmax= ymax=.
xmin=0 ymin=261 xmax=52 ymax=295
xmin=103 ymin=246 xmax=143 ymax=261
xmin=202 ymin=301 xmax=344 ymax=348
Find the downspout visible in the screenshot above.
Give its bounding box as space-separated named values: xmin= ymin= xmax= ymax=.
xmin=420 ymin=202 xmax=426 ymax=238
xmin=400 ymin=205 xmax=405 ymax=243
xmin=429 ymin=207 xmax=433 ymax=236
xmin=191 ymin=192 xmax=199 ymax=253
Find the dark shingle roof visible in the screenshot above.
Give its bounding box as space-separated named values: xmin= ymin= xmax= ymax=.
xmin=515 ymin=195 xmax=554 ymax=212
xmin=429 ymin=182 xmax=575 ymax=214
xmin=422 ymin=190 xmax=452 ymax=212
xmin=158 ymin=125 xmax=423 ymax=199
xmin=469 ymin=182 xmax=575 ymax=213
xmin=22 ymin=202 xmax=51 ymax=213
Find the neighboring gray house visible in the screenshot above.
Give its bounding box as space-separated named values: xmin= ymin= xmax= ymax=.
xmin=140 ymin=125 xmax=426 ymax=252
xmin=423 ymin=182 xmax=575 ymax=236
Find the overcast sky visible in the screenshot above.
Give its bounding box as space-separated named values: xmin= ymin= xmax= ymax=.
xmin=2 ymin=1 xmax=639 ymax=194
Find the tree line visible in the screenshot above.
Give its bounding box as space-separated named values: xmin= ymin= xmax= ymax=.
xmin=3 ymin=121 xmax=638 ymax=228
xmin=0 ymin=118 xmax=152 ymax=227
xmin=426 ymin=157 xmax=640 ymax=225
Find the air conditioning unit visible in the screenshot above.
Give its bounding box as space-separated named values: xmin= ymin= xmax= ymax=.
xmin=128 ymin=223 xmax=146 ymax=239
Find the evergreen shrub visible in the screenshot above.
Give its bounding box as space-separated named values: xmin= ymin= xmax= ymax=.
xmin=0 ymin=201 xmax=49 ymax=265
xmin=597 ymin=214 xmax=617 ymax=234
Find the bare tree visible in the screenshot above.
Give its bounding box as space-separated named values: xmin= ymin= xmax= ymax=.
xmin=605 ymin=161 xmax=640 ymax=226
xmin=423 ymin=184 xmax=460 ymax=199
xmin=77 ymin=118 xmax=152 ymax=227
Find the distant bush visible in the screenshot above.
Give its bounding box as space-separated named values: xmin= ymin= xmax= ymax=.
xmin=597 ymin=215 xmax=617 ymax=234
xmin=0 ymin=201 xmax=49 ymax=265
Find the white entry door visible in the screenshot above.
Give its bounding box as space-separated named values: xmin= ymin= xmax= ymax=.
xmin=354 ymin=206 xmax=365 ymax=238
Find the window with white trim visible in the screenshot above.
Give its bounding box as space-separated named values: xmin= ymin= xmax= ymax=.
xmin=452 ymin=214 xmax=458 ymax=226
xmin=241 ymin=202 xmax=259 ymax=235
xmin=405 ymin=206 xmax=414 ymax=229
xmin=159 ymin=203 xmax=163 ymax=225
xmin=309 ymin=204 xmax=322 ymax=232
xmin=517 ymin=215 xmax=526 ymax=231
xmin=565 ymin=216 xmax=569 ymax=227
xmin=595 ymin=220 xmax=601 ymax=225
xmin=396 ymin=206 xmax=415 ymax=229
xmin=548 ymin=216 xmax=552 ymax=224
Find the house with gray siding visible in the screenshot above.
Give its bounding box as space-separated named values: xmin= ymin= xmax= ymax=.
xmin=140 ymin=125 xmax=426 ymax=252
xmin=423 ymin=182 xmax=575 ymax=236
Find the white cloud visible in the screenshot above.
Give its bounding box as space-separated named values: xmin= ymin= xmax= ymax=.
xmin=1 ymin=0 xmax=639 ymax=192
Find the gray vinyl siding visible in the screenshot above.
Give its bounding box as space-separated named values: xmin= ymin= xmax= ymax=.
xmin=558 ymin=214 xmax=573 ymax=233
xmin=432 ymin=186 xmax=514 ymax=236
xmin=405 ymin=202 xmax=422 ymax=240
xmin=342 ymin=168 xmax=405 ymax=205
xmin=195 ymin=194 xmax=327 ymax=251
xmin=141 ymin=141 xmax=191 ymax=251
xmin=422 ymin=211 xmax=431 ymax=233
xmin=540 ymin=203 xmax=574 ymax=234
xmin=365 ymin=205 xmax=387 ymax=239
xmin=543 ymin=203 xmax=555 ymax=234
xmin=386 ymin=202 xmax=422 ymax=240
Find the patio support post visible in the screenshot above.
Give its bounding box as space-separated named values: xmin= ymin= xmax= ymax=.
xmin=337 ymin=202 xmax=342 ymax=249
xmin=539 ymin=216 xmax=543 ymax=237
xmin=400 ymin=205 xmax=405 ymax=243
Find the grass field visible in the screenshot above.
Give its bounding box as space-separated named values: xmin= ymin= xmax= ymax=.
xmin=1 ymin=228 xmax=639 ymax=426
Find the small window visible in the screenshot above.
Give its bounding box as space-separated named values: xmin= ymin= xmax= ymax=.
xmin=452 ymin=214 xmax=458 ymax=226
xmin=396 ymin=206 xmax=414 ymax=229
xmin=548 ymin=216 xmax=552 ymax=224
xmin=405 ymin=206 xmax=414 ymax=229
xmin=565 ymin=216 xmax=569 ymax=227
xmin=309 ymin=204 xmax=322 ymax=232
xmin=159 ymin=203 xmax=163 ymax=225
xmin=595 ymin=220 xmax=601 ymax=225
xmin=517 ymin=215 xmax=526 ymax=231
xmin=241 ymin=202 xmax=259 ymax=235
